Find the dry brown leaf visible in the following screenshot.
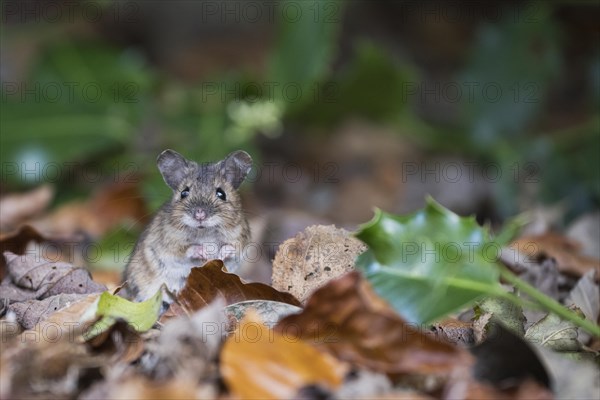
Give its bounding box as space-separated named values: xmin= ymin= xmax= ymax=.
xmin=271 ymin=224 xmax=367 ymax=303
xmin=274 ymin=272 xmax=473 ymax=382
xmin=170 ymin=260 xmax=301 ymax=316
xmin=2 ymin=252 xmax=106 ymax=304
xmin=221 ymin=311 xmax=347 ymax=399
xmin=17 ymin=293 xmax=143 ymax=367
xmin=511 ymin=233 xmax=600 ymax=277
xmin=8 ymin=293 xmax=92 ymax=329
xmin=0 ymin=185 xmax=54 ymax=232
xmin=28 ymin=292 xmax=101 ymax=338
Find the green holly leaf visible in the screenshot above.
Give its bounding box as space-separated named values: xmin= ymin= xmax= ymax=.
xmin=355 ymin=197 xmax=503 ymax=324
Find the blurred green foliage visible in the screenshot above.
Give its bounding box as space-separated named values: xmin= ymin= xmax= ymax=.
xmin=460 ymin=4 xmax=561 ymax=146
xmin=295 ymin=41 xmax=416 ymax=125
xmin=1 ymin=42 xmax=153 ymax=165
xmin=1 ymin=0 xmax=598 ymax=219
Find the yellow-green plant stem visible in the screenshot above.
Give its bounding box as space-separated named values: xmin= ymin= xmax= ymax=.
xmin=499 ymin=265 xmax=600 ymax=337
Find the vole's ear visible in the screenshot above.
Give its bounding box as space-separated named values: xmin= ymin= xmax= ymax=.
xmin=157 ymin=149 xmax=189 ymax=190
xmin=220 ymin=150 xmax=253 ymax=189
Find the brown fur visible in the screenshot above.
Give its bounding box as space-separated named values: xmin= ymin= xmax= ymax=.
xmin=123 ymin=150 xmax=252 ymax=302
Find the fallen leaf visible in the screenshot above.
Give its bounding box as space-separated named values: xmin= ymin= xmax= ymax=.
xmin=8 ymin=293 xmax=91 ymax=329
xmin=524 ymin=307 xmax=583 ymax=352
xmin=221 ymin=311 xmax=347 ymax=400
xmin=171 ymin=260 xmax=301 ymax=316
xmin=1 ymin=252 xmax=106 ymax=304
xmin=511 ymin=233 xmax=600 ymax=277
xmin=0 ymin=185 xmax=54 ymax=232
xmin=83 ymin=288 xmax=162 ymax=340
xmin=27 ymin=293 xmax=101 ymax=342
xmin=271 ymin=225 xmax=367 ymax=303
xmin=274 ymin=272 xmax=472 ymax=381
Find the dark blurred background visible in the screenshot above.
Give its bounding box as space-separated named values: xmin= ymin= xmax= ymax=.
xmin=1 ymin=0 xmax=599 ymax=277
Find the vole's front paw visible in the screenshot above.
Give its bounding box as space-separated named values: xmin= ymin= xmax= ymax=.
xmin=186 ymin=245 xmax=209 ymax=261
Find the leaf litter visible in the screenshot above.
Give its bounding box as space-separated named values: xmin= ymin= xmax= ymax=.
xmin=1 ymin=198 xmax=599 ymax=399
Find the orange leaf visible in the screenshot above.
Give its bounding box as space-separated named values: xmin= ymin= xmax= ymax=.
xmin=221 ymin=312 xmax=346 ymax=399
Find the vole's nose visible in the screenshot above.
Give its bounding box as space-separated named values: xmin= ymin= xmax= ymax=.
xmin=194 ymin=208 xmax=207 ymax=221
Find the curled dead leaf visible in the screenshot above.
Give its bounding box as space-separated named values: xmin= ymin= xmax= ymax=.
xmin=8 ymin=293 xmax=91 ymax=330
xmin=169 ymin=260 xmax=301 ymax=317
xmin=271 ymin=225 xmax=367 ymax=303
xmin=2 ymin=252 xmax=106 ymax=305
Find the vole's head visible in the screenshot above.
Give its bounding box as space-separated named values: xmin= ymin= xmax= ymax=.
xmin=157 ymin=149 xmax=252 ymax=230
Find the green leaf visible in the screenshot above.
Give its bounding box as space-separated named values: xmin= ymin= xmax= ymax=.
xmin=83 ymin=288 xmax=162 ymax=341
xmin=355 ymin=197 xmax=502 ymax=324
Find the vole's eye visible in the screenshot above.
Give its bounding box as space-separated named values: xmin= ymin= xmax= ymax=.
xmin=180 ymin=187 xmax=190 ymax=199
xmin=216 ymin=187 xmax=226 ymax=201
